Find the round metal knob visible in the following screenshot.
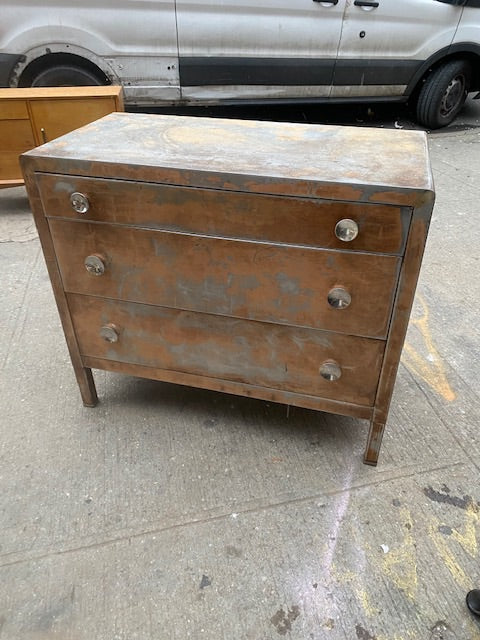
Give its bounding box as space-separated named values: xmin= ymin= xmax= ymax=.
xmin=100 ymin=324 xmax=119 ymax=343
xmin=319 ymin=361 xmax=342 ymax=382
xmin=70 ymin=192 xmax=89 ymax=214
xmin=84 ymin=254 xmax=106 ymax=276
xmin=327 ymin=287 xmax=351 ymax=310
xmin=335 ymin=219 xmax=359 ymax=242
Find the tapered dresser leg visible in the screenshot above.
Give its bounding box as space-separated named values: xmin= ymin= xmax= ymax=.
xmin=363 ymin=420 xmax=386 ymax=466
xmin=75 ymin=367 xmax=98 ymax=407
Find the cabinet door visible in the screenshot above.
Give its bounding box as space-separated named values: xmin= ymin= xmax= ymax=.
xmin=176 ymin=0 xmax=345 ymax=101
xmin=0 ymin=100 xmax=35 ymax=186
xmin=332 ymin=0 xmax=463 ymax=98
xmin=29 ymin=96 xmax=117 ymax=145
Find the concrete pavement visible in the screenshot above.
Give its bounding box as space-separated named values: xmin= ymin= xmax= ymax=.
xmin=0 ymin=111 xmax=479 ymax=639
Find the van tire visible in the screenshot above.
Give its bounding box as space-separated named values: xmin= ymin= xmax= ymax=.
xmin=30 ymin=63 xmax=107 ymax=87
xmin=416 ymin=59 xmax=471 ymax=129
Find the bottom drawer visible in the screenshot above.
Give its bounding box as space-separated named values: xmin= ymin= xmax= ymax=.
xmin=69 ymin=294 xmax=385 ymax=406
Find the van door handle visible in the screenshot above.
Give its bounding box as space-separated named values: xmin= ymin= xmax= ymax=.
xmin=312 ymin=0 xmax=339 ymax=4
xmin=354 ymin=0 xmax=380 ymax=6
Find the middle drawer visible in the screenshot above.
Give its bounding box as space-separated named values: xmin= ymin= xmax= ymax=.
xmin=50 ymin=219 xmax=400 ymax=338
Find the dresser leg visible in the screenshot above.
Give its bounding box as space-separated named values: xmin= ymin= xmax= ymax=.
xmin=363 ymin=420 xmax=386 ymax=466
xmin=75 ymin=367 xmax=98 ymax=407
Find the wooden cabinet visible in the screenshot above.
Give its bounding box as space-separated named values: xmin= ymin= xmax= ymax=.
xmin=21 ymin=112 xmax=434 ymax=465
xmin=0 ymin=86 xmax=123 ymax=188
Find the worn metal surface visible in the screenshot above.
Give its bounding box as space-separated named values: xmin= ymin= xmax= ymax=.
xmin=3 ymin=0 xmax=179 ymax=93
xmin=36 ymin=173 xmax=410 ymax=255
xmin=68 ymin=292 xmax=385 ymax=406
xmin=49 ymin=218 xmax=400 ymax=339
xmin=23 ymin=112 xmax=433 ymax=200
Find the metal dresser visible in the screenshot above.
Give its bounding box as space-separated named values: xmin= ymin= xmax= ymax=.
xmin=21 ymin=113 xmax=434 ymax=465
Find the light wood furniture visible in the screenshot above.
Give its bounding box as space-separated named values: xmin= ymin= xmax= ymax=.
xmin=0 ymin=86 xmax=123 ymax=188
xmin=21 ymin=113 xmax=434 ymax=465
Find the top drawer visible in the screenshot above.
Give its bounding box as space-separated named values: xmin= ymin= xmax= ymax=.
xmin=36 ymin=173 xmax=410 ymax=255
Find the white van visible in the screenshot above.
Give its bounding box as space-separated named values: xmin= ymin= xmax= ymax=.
xmin=1 ymin=0 xmax=479 ymax=128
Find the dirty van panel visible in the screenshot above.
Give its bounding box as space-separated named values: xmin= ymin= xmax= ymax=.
xmin=455 ymin=6 xmax=480 ymax=56
xmin=176 ymin=0 xmax=344 ymax=100
xmin=1 ymin=0 xmax=180 ymax=102
xmin=332 ymin=0 xmax=462 ymax=98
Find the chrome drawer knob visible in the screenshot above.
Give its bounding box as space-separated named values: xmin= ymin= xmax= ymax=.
xmin=335 ymin=218 xmax=358 ymax=242
xmin=84 ymin=254 xmax=106 ymax=276
xmin=70 ymin=192 xmax=89 ymax=214
xmin=327 ymin=287 xmax=351 ymax=309
xmin=100 ymin=324 xmax=119 ymax=343
xmin=319 ymin=361 xmax=342 ymax=382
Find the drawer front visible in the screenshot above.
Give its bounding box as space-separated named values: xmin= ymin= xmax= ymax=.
xmin=69 ymin=293 xmax=385 ymax=406
xmin=0 ymin=119 xmax=35 ymax=181
xmin=51 ymin=219 xmax=400 ymax=338
xmin=0 ymin=100 xmax=29 ymax=119
xmin=37 ymin=173 xmax=409 ymax=254
xmin=0 ymin=119 xmax=35 ymax=151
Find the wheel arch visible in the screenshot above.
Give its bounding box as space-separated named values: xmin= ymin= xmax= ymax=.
xmin=9 ymin=42 xmax=120 ymax=87
xmin=18 ymin=51 xmax=110 ymax=86
xmin=406 ymin=43 xmax=480 ymax=100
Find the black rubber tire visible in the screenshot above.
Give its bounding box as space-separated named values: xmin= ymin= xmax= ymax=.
xmin=30 ymin=63 xmax=105 ymax=87
xmin=416 ymin=59 xmax=471 ymax=129
xmin=466 ymin=589 xmax=480 ymax=617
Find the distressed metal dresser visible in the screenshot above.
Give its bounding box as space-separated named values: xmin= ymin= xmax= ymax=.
xmin=22 ymin=113 xmax=434 ymax=465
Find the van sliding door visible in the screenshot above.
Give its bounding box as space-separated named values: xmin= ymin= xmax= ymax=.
xmin=176 ymin=0 xmax=345 ymax=101
xmin=332 ymin=0 xmax=462 ymax=98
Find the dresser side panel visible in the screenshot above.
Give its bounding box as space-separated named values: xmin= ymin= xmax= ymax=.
xmin=365 ymin=192 xmax=435 ymax=464
xmin=20 ymin=155 xmax=98 ymax=406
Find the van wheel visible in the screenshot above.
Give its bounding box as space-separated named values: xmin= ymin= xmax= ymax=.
xmin=416 ymin=59 xmax=471 ymax=129
xmin=30 ymin=64 xmax=107 ymax=87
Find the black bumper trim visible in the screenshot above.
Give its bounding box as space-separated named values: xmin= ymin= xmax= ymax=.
xmin=180 ymin=57 xmax=334 ymax=87
xmin=179 ymin=56 xmax=423 ymax=88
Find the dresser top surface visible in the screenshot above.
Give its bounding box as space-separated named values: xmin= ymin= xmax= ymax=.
xmin=23 ymin=112 xmax=433 ymax=199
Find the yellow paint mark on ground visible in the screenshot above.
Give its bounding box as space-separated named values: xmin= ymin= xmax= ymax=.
xmin=357 ymin=589 xmax=377 ymax=618
xmin=467 ymin=615 xmax=480 ymax=639
xmin=429 ymin=520 xmax=471 ymax=590
xmin=331 ymin=567 xmax=380 ymax=618
xmin=401 ymin=293 xmax=456 ymax=402
xmin=381 ymin=508 xmax=418 ymax=601
xmin=354 ymin=585 xmax=379 ymax=619
xmin=451 ymin=503 xmax=479 ymax=557
xmin=429 ymin=501 xmax=478 ymax=591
